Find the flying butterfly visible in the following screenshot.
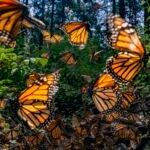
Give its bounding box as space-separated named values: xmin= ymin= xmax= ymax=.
xmin=60 ymin=51 xmax=77 ymax=65
xmin=17 ymin=70 xmax=60 ymax=129
xmin=106 ymin=14 xmax=147 ymax=84
xmin=42 ymin=30 xmax=63 ymax=44
xmin=26 ymin=73 xmax=41 ymax=87
xmin=90 ymin=72 xmax=122 ymax=114
xmin=0 ymin=98 xmax=7 ymax=109
xmin=0 ymin=0 xmax=46 ymax=47
xmin=41 ymin=52 xmax=50 ymax=59
xmin=60 ymin=22 xmax=90 ymax=48
xmin=89 ymin=51 xmax=102 ymax=61
xmin=121 ymin=90 xmax=137 ymax=109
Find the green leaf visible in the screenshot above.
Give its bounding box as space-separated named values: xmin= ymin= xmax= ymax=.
xmin=37 ymin=58 xmax=48 ymax=66
xmin=0 ymin=47 xmax=14 ymax=53
xmin=148 ymin=7 xmax=150 ymax=13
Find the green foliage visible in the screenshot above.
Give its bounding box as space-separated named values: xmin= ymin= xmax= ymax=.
xmin=0 ymin=46 xmax=49 ymax=98
xmin=0 ymin=37 xmax=114 ymax=116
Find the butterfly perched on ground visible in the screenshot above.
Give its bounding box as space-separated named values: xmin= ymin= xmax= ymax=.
xmin=106 ymin=14 xmax=147 ymax=84
xmin=2 ymin=125 xmax=21 ymax=141
xmin=17 ymin=70 xmax=60 ymax=129
xmin=60 ymin=51 xmax=77 ymax=65
xmin=112 ymin=123 xmax=139 ymax=141
xmin=60 ymin=22 xmax=90 ymax=48
xmin=91 ymin=72 xmax=122 ymax=114
xmin=47 ymin=119 xmax=62 ymax=139
xmin=42 ymin=30 xmax=63 ymax=44
xmin=0 ymin=0 xmax=46 ymax=47
xmin=101 ymin=111 xmax=121 ymax=123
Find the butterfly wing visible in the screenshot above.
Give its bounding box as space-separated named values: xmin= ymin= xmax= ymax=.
xmin=121 ymin=91 xmax=136 ymax=109
xmin=106 ymin=52 xmax=144 ymax=84
xmin=42 ymin=30 xmax=63 ymax=43
xmin=47 ymin=119 xmax=62 ymax=139
xmin=113 ymin=123 xmax=136 ymax=140
xmin=107 ymin=14 xmax=146 ymax=84
xmin=91 ymin=72 xmax=122 ymax=114
xmin=60 ymin=22 xmax=89 ymax=47
xmin=61 ymin=51 xmax=77 ymax=65
xmin=0 ymin=0 xmax=26 ymax=47
xmin=0 ymin=0 xmax=45 ymax=47
xmin=107 ymin=14 xmax=145 ymax=55
xmin=18 ymin=101 xmax=51 ymax=129
xmin=102 ymin=111 xmax=121 ymax=122
xmin=17 ymin=71 xmax=60 ymax=129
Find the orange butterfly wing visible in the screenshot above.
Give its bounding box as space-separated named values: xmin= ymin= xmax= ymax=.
xmin=91 ymin=72 xmax=122 ymax=113
xmin=42 ymin=30 xmax=63 ymax=43
xmin=107 ymin=14 xmax=145 ymax=55
xmin=60 ymin=22 xmax=89 ymax=47
xmin=121 ymin=91 xmax=136 ymax=109
xmin=17 ymin=71 xmax=60 ymax=129
xmin=106 ymin=52 xmax=144 ymax=83
xmin=107 ymin=14 xmax=146 ymax=84
xmin=47 ymin=119 xmax=62 ymax=139
xmin=61 ymin=51 xmax=77 ymax=65
xmin=0 ymin=0 xmax=45 ymax=47
xmin=113 ymin=123 xmax=137 ymax=140
xmin=102 ymin=111 xmax=121 ymax=122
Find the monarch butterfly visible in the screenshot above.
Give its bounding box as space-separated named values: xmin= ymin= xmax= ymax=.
xmin=26 ymin=73 xmax=41 ymax=87
xmin=72 ymin=114 xmax=88 ymax=138
xmin=47 ymin=119 xmax=62 ymax=139
xmin=91 ymin=72 xmax=122 ymax=114
xmin=80 ymin=84 xmax=89 ymax=94
xmin=42 ymin=30 xmax=63 ymax=44
xmin=106 ymin=14 xmax=147 ymax=84
xmin=0 ymin=0 xmax=46 ymax=47
xmin=17 ymin=70 xmax=60 ymax=129
xmin=0 ymin=98 xmax=7 ymax=109
xmin=121 ymin=91 xmax=137 ymax=109
xmin=125 ymin=113 xmax=144 ymax=125
xmin=24 ymin=133 xmax=45 ymax=146
xmin=89 ymin=51 xmax=102 ymax=61
xmin=60 ymin=51 xmax=77 ymax=65
xmin=60 ymin=22 xmax=90 ymax=48
xmin=81 ymin=75 xmax=92 ymax=83
xmin=41 ymin=52 xmax=50 ymax=59
xmin=113 ymin=123 xmax=137 ymax=141
xmin=3 ymin=125 xmax=21 ymax=141
xmin=102 ymin=111 xmax=121 ymax=122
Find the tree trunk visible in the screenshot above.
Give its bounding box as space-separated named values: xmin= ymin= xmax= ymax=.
xmin=144 ymin=2 xmax=150 ymax=34
xmin=50 ymin=0 xmax=55 ymax=34
xmin=119 ymin=0 xmax=125 ymax=18
xmin=112 ymin=0 xmax=116 ymax=14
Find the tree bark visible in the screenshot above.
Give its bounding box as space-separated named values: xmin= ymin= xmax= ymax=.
xmin=112 ymin=0 xmax=116 ymax=14
xmin=119 ymin=0 xmax=125 ymax=18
